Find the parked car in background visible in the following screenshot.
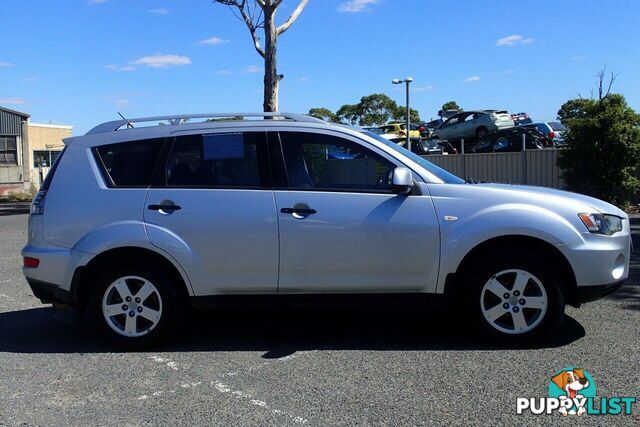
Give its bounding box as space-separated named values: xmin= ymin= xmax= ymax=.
xmin=511 ymin=112 xmax=533 ymax=126
xmin=436 ymin=139 xmax=458 ymax=154
xmin=435 ymin=110 xmax=514 ymax=141
xmin=379 ymin=123 xmax=421 ymax=140
xmin=411 ymin=123 xmax=430 ymax=138
xmin=521 ymin=122 xmax=567 ymax=146
xmin=469 ymin=127 xmax=550 ymax=153
xmin=419 ymin=140 xmax=444 ymax=155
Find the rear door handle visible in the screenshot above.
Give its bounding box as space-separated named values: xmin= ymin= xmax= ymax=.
xmin=281 ymin=207 xmax=317 ymax=215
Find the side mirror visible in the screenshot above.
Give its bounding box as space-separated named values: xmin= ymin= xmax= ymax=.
xmin=392 ymin=167 xmax=413 ymax=194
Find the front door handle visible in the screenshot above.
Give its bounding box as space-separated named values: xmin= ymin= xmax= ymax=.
xmin=148 ymin=201 xmax=182 ymax=213
xmin=281 ymin=207 xmax=317 ymax=215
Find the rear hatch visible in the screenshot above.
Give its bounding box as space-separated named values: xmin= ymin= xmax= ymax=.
xmin=549 ymin=121 xmax=566 ymax=144
xmin=491 ymin=111 xmax=515 ymax=127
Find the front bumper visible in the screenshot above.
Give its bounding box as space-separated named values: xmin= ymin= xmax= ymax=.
xmin=576 ymin=280 xmax=625 ymax=304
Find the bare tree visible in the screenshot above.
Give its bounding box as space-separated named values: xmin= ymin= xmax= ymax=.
xmin=596 ymin=67 xmax=618 ymax=100
xmin=213 ymin=0 xmax=309 ymax=112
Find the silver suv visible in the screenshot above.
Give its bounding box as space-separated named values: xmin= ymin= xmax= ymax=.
xmin=22 ymin=113 xmax=631 ymax=349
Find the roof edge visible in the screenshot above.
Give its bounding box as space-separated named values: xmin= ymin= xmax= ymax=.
xmin=0 ymin=106 xmax=30 ymax=118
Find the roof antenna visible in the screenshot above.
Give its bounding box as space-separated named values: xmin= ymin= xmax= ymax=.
xmin=118 ymin=112 xmax=134 ymax=128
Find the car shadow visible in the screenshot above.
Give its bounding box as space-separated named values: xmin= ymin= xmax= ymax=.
xmin=0 ymin=305 xmax=586 ymax=355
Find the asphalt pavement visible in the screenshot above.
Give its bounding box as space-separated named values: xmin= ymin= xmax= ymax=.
xmin=0 ymin=213 xmax=638 ymax=426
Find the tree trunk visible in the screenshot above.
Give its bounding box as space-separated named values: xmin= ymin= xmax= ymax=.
xmin=263 ymin=6 xmax=279 ymax=112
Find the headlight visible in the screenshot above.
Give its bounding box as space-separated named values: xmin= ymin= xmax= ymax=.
xmin=578 ymin=213 xmax=623 ymax=235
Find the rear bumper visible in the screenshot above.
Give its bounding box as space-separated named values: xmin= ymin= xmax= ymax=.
xmin=26 ymin=277 xmax=74 ymax=306
xmin=576 ymin=280 xmax=625 ymax=305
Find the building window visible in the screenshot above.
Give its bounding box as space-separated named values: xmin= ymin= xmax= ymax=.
xmin=33 ymin=150 xmax=62 ymax=168
xmin=0 ymin=136 xmax=18 ymax=165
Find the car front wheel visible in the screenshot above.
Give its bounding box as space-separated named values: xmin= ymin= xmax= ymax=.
xmin=463 ymin=252 xmax=565 ymax=345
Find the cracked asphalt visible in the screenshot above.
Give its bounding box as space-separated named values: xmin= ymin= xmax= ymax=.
xmin=0 ymin=212 xmax=639 ymax=426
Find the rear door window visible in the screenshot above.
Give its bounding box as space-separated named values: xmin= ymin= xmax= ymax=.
xmin=165 ymin=132 xmax=270 ymax=188
xmin=95 ymin=139 xmax=164 ymax=187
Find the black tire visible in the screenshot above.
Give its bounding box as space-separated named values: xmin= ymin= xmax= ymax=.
xmin=460 ymin=250 xmax=565 ymax=346
xmin=86 ymin=264 xmax=178 ymax=350
xmin=475 ymin=127 xmax=489 ymax=139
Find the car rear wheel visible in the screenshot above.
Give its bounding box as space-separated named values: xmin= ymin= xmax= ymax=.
xmin=86 ymin=266 xmax=177 ymax=349
xmin=462 ymin=251 xmax=565 ymax=345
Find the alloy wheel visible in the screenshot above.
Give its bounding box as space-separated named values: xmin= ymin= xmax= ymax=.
xmin=101 ymin=276 xmax=163 ymax=337
xmin=480 ymin=269 xmax=547 ymax=335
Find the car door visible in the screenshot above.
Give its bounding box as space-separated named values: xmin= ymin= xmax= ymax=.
xmin=436 ymin=114 xmax=460 ymax=140
xmin=270 ymin=128 xmax=440 ymax=294
xmin=457 ymin=113 xmax=477 ymax=138
xmin=144 ymin=128 xmax=279 ymax=296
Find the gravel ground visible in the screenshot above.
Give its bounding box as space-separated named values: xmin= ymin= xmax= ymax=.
xmin=0 ymin=213 xmax=638 ymax=426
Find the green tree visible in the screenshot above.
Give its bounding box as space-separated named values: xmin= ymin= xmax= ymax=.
xmin=356 ymin=94 xmax=398 ymax=126
xmin=441 ymin=101 xmax=461 ymax=111
xmin=336 ymin=104 xmax=359 ymax=125
xmin=393 ymin=106 xmax=421 ymax=123
xmin=334 ymin=94 xmax=422 ymax=127
xmin=558 ymin=93 xmax=640 ymax=206
xmin=308 ymin=107 xmax=337 ymax=122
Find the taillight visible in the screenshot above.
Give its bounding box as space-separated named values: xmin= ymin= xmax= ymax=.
xmin=23 ymin=257 xmax=40 ymax=268
xmin=31 ymin=190 xmax=47 ymax=215
xmin=548 ymin=132 xmax=555 ymax=139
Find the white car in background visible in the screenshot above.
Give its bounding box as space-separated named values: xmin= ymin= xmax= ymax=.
xmin=435 ymin=110 xmax=515 ymax=141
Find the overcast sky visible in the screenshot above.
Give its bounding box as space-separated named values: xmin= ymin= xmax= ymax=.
xmin=1 ymin=0 xmax=639 ymax=133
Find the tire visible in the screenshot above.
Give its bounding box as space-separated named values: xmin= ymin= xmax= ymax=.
xmin=475 ymin=127 xmax=488 ymax=139
xmin=460 ymin=250 xmax=565 ymax=345
xmin=86 ymin=264 xmax=178 ymax=350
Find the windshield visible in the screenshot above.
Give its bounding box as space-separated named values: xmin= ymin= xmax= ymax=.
xmin=361 ymin=131 xmax=465 ymax=184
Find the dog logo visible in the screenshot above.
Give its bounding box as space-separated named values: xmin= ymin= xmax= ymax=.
xmin=549 ymin=367 xmax=596 ymax=416
xmin=518 ymin=367 xmax=635 ymax=416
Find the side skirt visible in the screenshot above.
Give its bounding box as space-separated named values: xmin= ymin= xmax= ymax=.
xmin=189 ymin=292 xmax=450 ymax=310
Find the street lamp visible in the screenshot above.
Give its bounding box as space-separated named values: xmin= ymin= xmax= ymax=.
xmin=392 ymin=77 xmax=413 ymax=152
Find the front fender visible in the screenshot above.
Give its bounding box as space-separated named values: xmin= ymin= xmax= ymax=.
xmin=436 ymin=203 xmax=585 ymax=293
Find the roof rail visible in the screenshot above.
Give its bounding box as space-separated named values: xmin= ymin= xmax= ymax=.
xmin=86 ymin=112 xmax=325 ymax=135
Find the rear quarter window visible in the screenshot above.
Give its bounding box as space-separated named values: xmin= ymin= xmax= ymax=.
xmin=94 ymin=138 xmax=164 ymax=187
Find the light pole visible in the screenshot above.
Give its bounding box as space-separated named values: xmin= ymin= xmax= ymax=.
xmin=392 ymin=77 xmax=413 ymax=152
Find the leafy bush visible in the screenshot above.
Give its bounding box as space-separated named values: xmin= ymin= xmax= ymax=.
xmin=558 ymin=94 xmax=640 ymax=207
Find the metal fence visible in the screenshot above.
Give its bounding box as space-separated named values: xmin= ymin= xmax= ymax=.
xmin=424 ymin=148 xmax=565 ymax=189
